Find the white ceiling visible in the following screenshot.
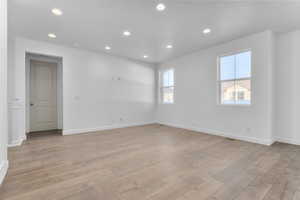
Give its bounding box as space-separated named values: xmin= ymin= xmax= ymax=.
xmin=8 ymin=0 xmax=300 ymax=63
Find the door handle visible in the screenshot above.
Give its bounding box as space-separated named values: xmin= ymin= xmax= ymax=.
xmin=30 ymin=103 xmax=34 ymax=106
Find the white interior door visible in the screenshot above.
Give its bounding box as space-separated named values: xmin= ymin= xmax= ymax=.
xmin=30 ymin=60 xmax=58 ymax=132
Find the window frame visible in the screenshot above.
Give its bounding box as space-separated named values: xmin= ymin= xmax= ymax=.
xmin=159 ymin=68 xmax=175 ymax=104
xmin=217 ymin=49 xmax=252 ymax=106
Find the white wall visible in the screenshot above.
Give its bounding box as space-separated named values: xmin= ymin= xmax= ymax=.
xmin=274 ymin=30 xmax=300 ymax=145
xmin=8 ymin=37 xmax=156 ymax=144
xmin=0 ymin=0 xmax=8 ymax=184
xmin=7 ymin=29 xmax=300 ymax=150
xmin=157 ymin=31 xmax=274 ymax=145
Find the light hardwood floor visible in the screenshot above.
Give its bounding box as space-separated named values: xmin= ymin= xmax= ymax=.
xmin=1 ymin=124 xmax=300 ymax=200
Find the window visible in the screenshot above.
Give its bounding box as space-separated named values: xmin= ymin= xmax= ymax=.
xmin=160 ymin=69 xmax=174 ymax=104
xmin=218 ymin=51 xmax=251 ymax=105
xmin=237 ymin=91 xmax=245 ymax=100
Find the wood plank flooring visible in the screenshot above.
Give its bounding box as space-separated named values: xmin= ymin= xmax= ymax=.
xmin=1 ymin=124 xmax=300 ymax=200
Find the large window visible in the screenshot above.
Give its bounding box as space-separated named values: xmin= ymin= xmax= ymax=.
xmin=160 ymin=69 xmax=174 ymax=104
xmin=218 ymin=51 xmax=251 ymax=105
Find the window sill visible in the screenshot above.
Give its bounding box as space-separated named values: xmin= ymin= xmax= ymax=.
xmin=217 ymin=103 xmax=251 ymax=107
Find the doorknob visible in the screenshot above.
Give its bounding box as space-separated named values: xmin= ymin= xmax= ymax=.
xmin=30 ymin=103 xmax=34 ymax=106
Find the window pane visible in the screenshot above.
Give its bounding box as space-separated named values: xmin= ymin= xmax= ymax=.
xmin=168 ymin=70 xmax=174 ymax=86
xmin=163 ymin=87 xmax=174 ymax=103
xmin=163 ymin=71 xmax=169 ymax=87
xmin=221 ymin=81 xmax=235 ymax=104
xmin=235 ymin=79 xmax=251 ymax=105
xmin=236 ymin=51 xmax=251 ymax=79
xmin=220 ymin=55 xmax=235 ymax=80
xmin=162 ymin=70 xmax=174 ymax=87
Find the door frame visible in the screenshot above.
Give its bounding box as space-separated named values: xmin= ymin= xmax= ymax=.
xmin=25 ymin=53 xmax=63 ymax=133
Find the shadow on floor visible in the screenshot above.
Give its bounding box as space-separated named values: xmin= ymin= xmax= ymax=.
xmin=27 ymin=129 xmax=62 ymax=139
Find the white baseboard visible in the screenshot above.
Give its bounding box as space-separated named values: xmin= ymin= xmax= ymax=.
xmin=275 ymin=137 xmax=300 ymax=146
xmin=8 ymin=135 xmax=26 ymax=147
xmin=159 ymin=122 xmax=274 ymax=146
xmin=63 ymin=121 xmax=156 ymax=136
xmin=9 ymin=121 xmax=300 ymax=148
xmin=0 ymin=160 xmax=9 ymax=185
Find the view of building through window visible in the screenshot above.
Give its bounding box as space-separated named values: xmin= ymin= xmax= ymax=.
xmin=219 ymin=51 xmax=251 ymax=105
xmin=160 ymin=69 xmax=174 ymax=104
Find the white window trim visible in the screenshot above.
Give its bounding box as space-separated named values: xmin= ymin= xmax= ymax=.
xmin=159 ymin=68 xmax=175 ymax=104
xmin=217 ymin=49 xmax=252 ymax=106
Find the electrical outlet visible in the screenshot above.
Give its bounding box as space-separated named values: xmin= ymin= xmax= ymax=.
xmin=245 ymin=127 xmax=251 ymax=133
xmin=191 ymin=122 xmax=198 ymax=127
xmin=74 ymin=96 xmax=80 ymax=100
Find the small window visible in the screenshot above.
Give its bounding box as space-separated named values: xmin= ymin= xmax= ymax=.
xmin=160 ymin=69 xmax=174 ymax=104
xmin=218 ymin=51 xmax=251 ymax=105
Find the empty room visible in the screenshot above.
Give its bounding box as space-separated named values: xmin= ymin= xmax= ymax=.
xmin=1 ymin=0 xmax=300 ymax=199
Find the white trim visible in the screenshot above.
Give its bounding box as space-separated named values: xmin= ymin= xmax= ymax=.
xmin=8 ymin=135 xmax=26 ymax=148
xmin=159 ymin=68 xmax=175 ymax=104
xmin=26 ymin=53 xmax=64 ymax=133
xmin=158 ymin=121 xmax=274 ymax=146
xmin=9 ymin=122 xmax=300 ymax=147
xmin=0 ymin=160 xmax=8 ymax=185
xmin=0 ymin=0 xmax=8 ymax=186
xmin=217 ymin=50 xmax=252 ymax=106
xmin=63 ymin=121 xmax=156 ymax=135
xmin=275 ymin=137 xmax=300 ymax=146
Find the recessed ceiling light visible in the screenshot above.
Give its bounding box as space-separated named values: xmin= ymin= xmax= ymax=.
xmin=105 ymin=46 xmax=111 ymax=50
xmin=51 ymin=8 xmax=63 ymax=16
xmin=203 ymin=28 xmax=211 ymax=34
xmin=123 ymin=31 xmax=131 ymax=36
xmin=166 ymin=44 xmax=173 ymax=49
xmin=156 ymin=3 xmax=166 ymax=11
xmin=48 ymin=33 xmax=57 ymax=39
xmin=143 ymin=55 xmax=149 ymax=58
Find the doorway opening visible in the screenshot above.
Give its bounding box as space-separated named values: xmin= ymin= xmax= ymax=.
xmin=25 ymin=53 xmax=63 ymax=138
